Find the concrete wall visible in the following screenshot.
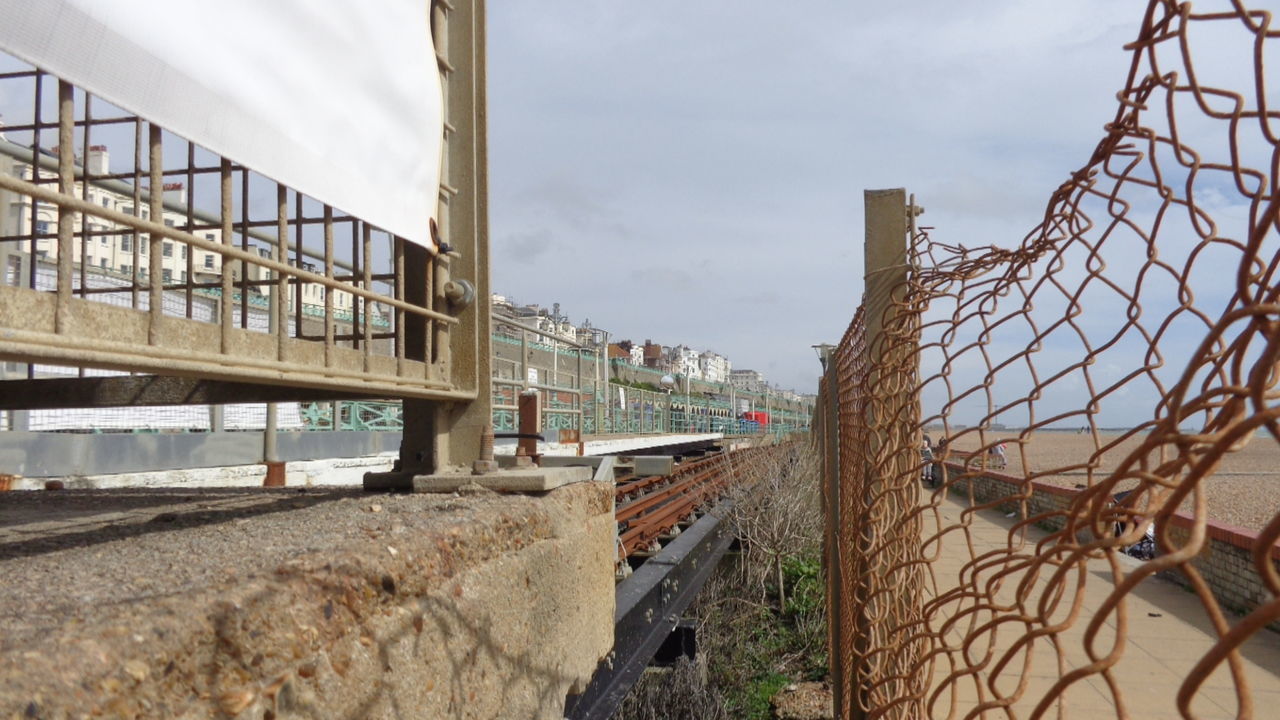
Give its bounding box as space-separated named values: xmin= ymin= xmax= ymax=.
xmin=947 ymin=464 xmax=1280 ymax=632
xmin=492 ymin=335 xmax=597 ymax=390
xmin=609 ymin=361 xmax=812 ymax=415
xmin=0 ymin=430 xmax=401 ymax=478
xmin=0 ymin=481 xmax=616 ymax=719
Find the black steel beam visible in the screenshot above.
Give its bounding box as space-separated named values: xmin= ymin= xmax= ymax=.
xmin=0 ymin=376 xmax=382 ymax=410
xmin=563 ymin=499 xmax=737 ymax=720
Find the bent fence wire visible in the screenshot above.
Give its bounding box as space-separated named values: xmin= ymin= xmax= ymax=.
xmin=819 ymin=1 xmax=1280 ymax=718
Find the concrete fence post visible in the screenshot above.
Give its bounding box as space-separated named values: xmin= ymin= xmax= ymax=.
xmin=847 ymin=188 xmax=918 ymax=718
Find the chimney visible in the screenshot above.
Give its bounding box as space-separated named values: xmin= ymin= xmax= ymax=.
xmin=87 ymin=145 xmax=109 ymax=175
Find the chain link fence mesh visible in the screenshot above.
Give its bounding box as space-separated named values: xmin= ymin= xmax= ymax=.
xmin=818 ymin=1 xmax=1280 ymax=717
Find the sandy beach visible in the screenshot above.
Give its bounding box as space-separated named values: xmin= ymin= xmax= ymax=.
xmin=939 ymin=429 xmax=1280 ymax=533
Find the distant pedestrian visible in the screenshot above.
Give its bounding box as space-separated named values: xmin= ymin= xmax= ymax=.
xmin=920 ymin=435 xmax=934 ymax=484
xmin=988 ymin=442 xmax=1007 ymax=470
xmin=926 ymin=436 xmax=947 ymax=487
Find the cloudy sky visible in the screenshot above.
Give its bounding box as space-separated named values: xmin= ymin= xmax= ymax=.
xmin=486 ymin=1 xmax=1142 ymax=395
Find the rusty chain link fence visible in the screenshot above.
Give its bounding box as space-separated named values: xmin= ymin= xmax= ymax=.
xmin=816 ymin=1 xmax=1280 ymax=717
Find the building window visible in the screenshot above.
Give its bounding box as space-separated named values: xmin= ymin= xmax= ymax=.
xmin=162 ymin=241 xmax=173 ymax=257
xmin=204 ymin=233 xmax=215 ymax=242
xmin=141 ymin=240 xmax=148 ymax=255
xmin=204 ymin=255 xmax=214 ymax=269
xmin=123 ymin=205 xmax=134 ymax=215
xmin=181 ymin=245 xmax=187 ymax=260
xmin=258 ymin=248 xmax=271 ymax=259
xmin=100 ymin=234 xmax=108 ymax=245
xmin=101 ymin=197 xmax=109 ymax=208
xmin=162 ymin=269 xmax=172 ymax=283
xmin=121 ymin=236 xmax=131 ymax=252
xmin=99 ymin=257 xmax=108 ymax=268
xmin=121 ymin=263 xmax=131 ymax=275
xmin=164 ymin=218 xmax=175 ymax=227
xmin=180 ymin=271 xmax=187 ymax=282
xmin=34 ymin=220 xmax=50 ymax=235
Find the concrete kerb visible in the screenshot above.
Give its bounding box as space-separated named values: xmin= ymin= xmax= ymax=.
xmin=411 ymin=466 xmax=594 ymax=493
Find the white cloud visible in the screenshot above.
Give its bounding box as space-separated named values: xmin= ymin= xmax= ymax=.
xmin=489 ymin=1 xmax=1264 ymax=400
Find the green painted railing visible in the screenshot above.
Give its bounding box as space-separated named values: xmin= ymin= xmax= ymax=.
xmin=301 ymin=389 xmax=810 ymax=438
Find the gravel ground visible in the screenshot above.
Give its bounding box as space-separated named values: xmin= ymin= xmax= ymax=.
xmin=771 ymin=681 xmax=833 ymax=720
xmin=942 ymin=430 xmax=1280 ymax=532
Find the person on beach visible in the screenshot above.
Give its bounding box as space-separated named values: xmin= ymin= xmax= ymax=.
xmin=986 ymin=442 xmax=1007 ymax=469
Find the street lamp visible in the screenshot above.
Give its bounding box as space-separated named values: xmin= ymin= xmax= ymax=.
xmin=812 ymin=343 xmax=835 ymax=372
xmin=660 ymin=374 xmax=676 ymax=433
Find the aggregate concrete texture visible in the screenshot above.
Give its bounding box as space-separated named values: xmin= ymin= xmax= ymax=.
xmin=0 ymin=482 xmax=615 ymax=719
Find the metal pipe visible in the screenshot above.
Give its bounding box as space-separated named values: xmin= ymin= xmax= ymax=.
xmin=323 ymin=204 xmax=334 ymax=368
xmin=0 ymin=326 xmax=471 ymax=394
xmin=147 ymin=124 xmax=162 ymax=344
xmin=77 ymin=94 xmax=91 ymax=308
xmin=263 ymin=402 xmax=278 ymax=462
xmin=219 ymin=158 xmax=233 ymax=353
xmin=54 ymin=80 xmax=73 ymax=334
xmin=0 ymin=171 xmax=459 ymax=325
xmin=130 ymin=119 xmax=142 ymax=308
xmin=361 ymin=223 xmax=373 ymax=371
xmin=518 ymin=329 xmax=528 ymax=391
xmin=274 ymin=183 xmax=286 ymax=359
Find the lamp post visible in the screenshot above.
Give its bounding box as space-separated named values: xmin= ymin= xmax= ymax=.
xmin=812 ymin=343 xmax=835 ymax=373
xmin=660 ymin=374 xmax=676 ymax=433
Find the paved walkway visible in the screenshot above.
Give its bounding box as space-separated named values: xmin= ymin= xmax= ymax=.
xmin=924 ymin=495 xmax=1280 ymax=719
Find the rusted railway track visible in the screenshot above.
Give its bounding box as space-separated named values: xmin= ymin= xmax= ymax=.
xmin=614 ymin=446 xmax=766 ymax=559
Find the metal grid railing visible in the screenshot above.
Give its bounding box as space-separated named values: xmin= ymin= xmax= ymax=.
xmin=818 ymin=1 xmax=1280 ymax=717
xmin=0 ymin=40 xmax=471 ymax=402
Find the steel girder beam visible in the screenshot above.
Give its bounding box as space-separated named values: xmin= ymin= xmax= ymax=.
xmin=563 ymin=499 xmax=737 ymax=720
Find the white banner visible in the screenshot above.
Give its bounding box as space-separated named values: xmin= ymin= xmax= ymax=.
xmin=0 ymin=0 xmax=442 ymax=248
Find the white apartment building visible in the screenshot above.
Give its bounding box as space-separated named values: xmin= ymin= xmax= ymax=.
xmin=699 ymin=351 xmax=731 ymax=384
xmin=5 ymin=142 xmax=359 ymax=318
xmin=668 ymin=344 xmax=703 ymax=380
xmin=730 ymin=368 xmax=767 ymax=394
xmin=532 ymin=314 xmax=577 ymax=343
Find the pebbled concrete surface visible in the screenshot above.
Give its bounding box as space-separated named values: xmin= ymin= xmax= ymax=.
xmin=0 ymin=482 xmax=615 ymax=719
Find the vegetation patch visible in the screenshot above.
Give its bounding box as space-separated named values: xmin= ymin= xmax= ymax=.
xmin=617 ymin=445 xmax=826 ymax=720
